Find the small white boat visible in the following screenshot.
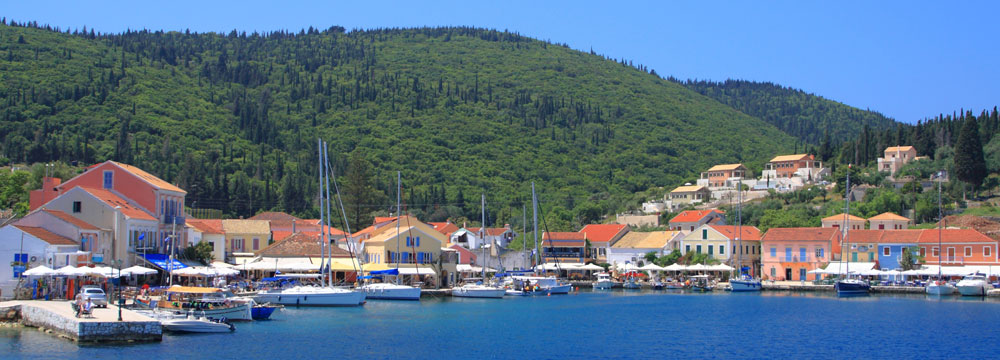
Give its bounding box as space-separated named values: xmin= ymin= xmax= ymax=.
xmin=160 ymin=312 xmax=235 ymax=333
xmin=957 ymin=275 xmax=992 ymax=296
xmin=254 ymin=286 xmax=367 ymax=306
xmin=925 ymin=280 xmax=958 ymax=295
xmin=361 ymin=283 xmax=421 ymax=301
xmin=452 ymin=284 xmax=506 ymax=298
xmin=159 ymin=286 xmax=253 ymax=321
xmin=593 ymin=272 xmax=614 ymax=289
xmin=730 ymin=277 xmax=762 ymax=292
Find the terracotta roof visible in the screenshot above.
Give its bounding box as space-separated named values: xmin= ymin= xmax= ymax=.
xmin=256 ymin=232 xmax=351 ymax=257
xmin=707 ymin=164 xmax=745 ymax=172
xmin=709 ymin=225 xmax=761 ymax=241
xmin=78 ymin=187 xmax=157 ymax=221
xmin=543 ymin=232 xmax=587 ymax=241
xmin=429 ymin=222 xmax=460 ymax=237
xmin=41 ymin=209 xmax=99 ymax=230
xmin=14 ymin=225 xmax=78 ymax=245
xmin=352 ymin=225 xmax=379 ymax=239
xmin=917 ymin=228 xmax=998 ymax=244
xmin=868 ymin=212 xmax=910 ymax=221
xmin=111 ymin=161 xmax=186 ymax=194
xmin=669 ymin=210 xmax=723 ymax=224
xmin=579 ymin=224 xmax=628 ymax=244
xmin=364 ymin=226 xmax=442 ymax=246
xmin=468 ymin=227 xmax=509 ymax=236
xmin=187 ymin=219 xmax=223 ymax=234
xmin=761 ymin=227 xmax=840 ymax=242
xmin=222 ymin=219 xmax=271 ymax=234
xmin=878 ymin=229 xmax=923 ymax=243
xmin=612 ymin=231 xmax=675 ymax=249
xmin=822 ymin=213 xmax=867 ymax=222
xmin=671 ymin=185 xmax=707 ymax=193
xmin=769 ymin=154 xmax=811 ymax=163
xmin=847 ymin=230 xmax=884 ymax=244
xmin=884 ymin=146 xmax=916 ymax=153
xmin=373 ymin=216 xmax=399 ymax=224
xmin=249 ymin=212 xmax=301 ymax=221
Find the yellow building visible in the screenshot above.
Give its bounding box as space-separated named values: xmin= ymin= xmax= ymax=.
xmin=221 ymin=219 xmax=271 ymax=256
xmin=361 ymin=216 xmax=457 ymax=288
xmin=679 ymin=224 xmax=762 ymax=276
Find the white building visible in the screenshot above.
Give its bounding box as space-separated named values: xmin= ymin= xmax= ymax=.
xmin=0 ymin=225 xmax=82 ymax=299
xmin=607 ymin=231 xmax=682 ymax=266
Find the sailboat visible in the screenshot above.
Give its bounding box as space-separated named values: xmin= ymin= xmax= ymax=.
xmin=834 ymin=165 xmax=871 ymax=296
xmin=452 ymin=194 xmax=506 ymax=299
xmin=926 ymin=171 xmax=958 ymax=295
xmin=361 ymin=172 xmax=422 ymax=300
xmin=255 ymin=139 xmax=366 ymax=306
xmin=729 ymin=179 xmax=761 ymax=292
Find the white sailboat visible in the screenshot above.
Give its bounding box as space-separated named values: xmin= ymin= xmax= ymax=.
xmin=362 ymin=172 xmax=421 ymax=300
xmin=926 ymin=171 xmax=958 ymax=295
xmin=729 ymin=179 xmax=761 ymax=292
xmin=452 ymin=194 xmax=506 ymax=299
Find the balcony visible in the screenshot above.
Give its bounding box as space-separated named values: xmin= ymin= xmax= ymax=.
xmin=163 ymin=215 xmax=185 ymax=226
xmin=776 ymin=256 xmax=819 ymax=263
xmin=543 ymin=251 xmax=584 ymax=258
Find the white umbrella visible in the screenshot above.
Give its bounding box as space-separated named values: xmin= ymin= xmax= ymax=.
xmin=710 ymin=264 xmax=734 ymax=272
xmin=687 ymin=264 xmax=710 ymax=271
xmin=172 ymin=267 xmax=205 ymax=277
xmin=616 ymin=263 xmax=639 ymax=271
xmin=213 ymin=267 xmax=239 ymax=277
xmin=807 ymin=268 xmax=826 ymax=274
xmin=121 ymin=265 xmax=157 ymax=276
xmin=22 ymin=265 xmax=56 ymax=276
xmin=55 ymin=265 xmax=83 ymax=276
xmin=210 ymin=261 xmax=234 ymax=269
xmin=663 ymin=263 xmax=687 ymax=272
xmin=856 ymin=268 xmax=882 ymax=276
xmin=577 ymin=264 xmax=605 ymax=271
xmin=638 ymin=263 xmax=664 ymax=271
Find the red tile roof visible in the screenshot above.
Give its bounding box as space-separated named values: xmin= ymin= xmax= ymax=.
xmin=670 ymin=210 xmax=723 ymax=224
xmin=760 ymin=228 xmax=840 ymax=242
xmin=111 ymin=161 xmax=186 ymax=194
xmin=14 ymin=225 xmax=78 ymax=245
xmin=868 ymin=212 xmax=910 ymax=221
xmin=78 ymin=187 xmax=157 ymax=221
xmin=846 ymin=230 xmax=883 ymax=244
xmin=249 ymin=212 xmax=301 ymax=221
xmin=542 ymin=232 xmax=587 ymax=247
xmin=187 ymin=219 xmax=224 ymax=234
xmin=877 ymin=229 xmax=923 ymax=243
xmin=256 ymin=232 xmax=352 ymax=257
xmin=578 ymin=224 xmax=627 ymax=244
xmin=468 ymin=227 xmax=509 ymax=236
xmin=429 ymin=222 xmax=460 ymax=237
xmin=373 ymin=216 xmax=398 ymax=224
xmin=709 ymin=225 xmax=762 ymax=241
xmin=42 ymin=209 xmax=99 ymax=230
xmin=917 ymin=228 xmax=997 ymax=244
xmin=822 ymin=213 xmax=866 ymax=222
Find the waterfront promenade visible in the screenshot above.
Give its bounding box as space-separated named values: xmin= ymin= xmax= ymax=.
xmin=1 ymin=300 xmax=161 ymax=342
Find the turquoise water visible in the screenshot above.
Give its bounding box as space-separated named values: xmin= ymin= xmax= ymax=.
xmin=3 ymin=290 xmax=1000 ymax=359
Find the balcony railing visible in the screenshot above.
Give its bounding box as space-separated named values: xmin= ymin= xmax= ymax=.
xmin=775 ymin=256 xmax=820 ymax=263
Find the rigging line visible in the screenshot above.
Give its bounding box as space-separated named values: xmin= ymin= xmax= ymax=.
xmin=536 ymin=188 xmax=562 ymax=271
xmin=322 ymin=141 xmax=337 ymax=287
xmin=400 ymin=178 xmax=422 ymax=281
xmin=327 ymin=148 xmax=361 ymax=280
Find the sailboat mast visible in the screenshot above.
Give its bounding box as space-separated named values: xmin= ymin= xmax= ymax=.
xmin=317 ymin=139 xmax=327 ymax=285
xmin=481 ymin=194 xmax=487 ymax=280
xmin=938 ymin=171 xmax=943 ymax=278
xmin=532 ymin=182 xmax=539 ymax=272
xmin=842 ymin=165 xmax=851 ymax=277
xmin=523 ymin=204 xmax=527 ymax=270
xmin=322 ymin=141 xmax=334 ymax=287
xmin=737 ymin=179 xmax=742 ymax=277
xmin=395 ymin=172 xmax=402 ymax=284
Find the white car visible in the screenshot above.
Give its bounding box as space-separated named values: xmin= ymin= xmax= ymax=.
xmin=80 ymin=287 xmax=109 ymax=308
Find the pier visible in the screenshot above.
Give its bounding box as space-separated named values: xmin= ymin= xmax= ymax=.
xmin=0 ymin=300 xmax=161 ymax=343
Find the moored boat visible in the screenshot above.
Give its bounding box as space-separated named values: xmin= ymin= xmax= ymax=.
xmin=834 ymin=278 xmax=871 ymax=296
xmin=159 ymin=286 xmax=252 ymax=321
xmin=957 ymin=275 xmax=992 ymax=296
xmin=593 ymin=272 xmax=614 ymax=289
xmin=690 ymin=275 xmax=714 ymax=292
xmin=254 ymin=285 xmax=367 ymax=306
xmin=452 ymin=284 xmax=506 ymax=298
xmin=730 ymin=277 xmax=762 ymax=292
xmin=161 ymin=311 xmax=235 ymax=333
xmin=925 ymin=280 xmax=958 ymax=295
xmin=361 ymin=282 xmax=422 ymax=300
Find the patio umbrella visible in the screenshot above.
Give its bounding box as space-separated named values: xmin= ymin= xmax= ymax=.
xmin=663 ymin=263 xmax=686 ymax=272
xmin=687 ymin=264 xmax=710 ymax=272
xmin=616 ymin=263 xmax=639 ymax=271
xmin=709 ymin=264 xmax=734 ymax=272
xmin=577 ymin=264 xmax=605 ymax=271
xmin=121 ymin=265 xmax=157 ymax=276
xmin=638 ymin=263 xmax=664 ymax=271
xmin=22 ymin=265 xmax=56 ymax=276
xmin=209 ymin=261 xmax=234 ymax=269
xmin=55 ymin=265 xmax=83 ymax=276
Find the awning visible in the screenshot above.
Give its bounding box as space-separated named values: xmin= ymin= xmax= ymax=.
xmin=141 ymin=254 xmax=189 ymax=271
xmin=165 ymin=285 xmax=222 ymax=293
xmin=397 ymin=266 xmax=437 ymax=275
xmin=309 ymin=257 xmax=361 ymax=272
xmin=820 ymin=262 xmax=877 ymax=275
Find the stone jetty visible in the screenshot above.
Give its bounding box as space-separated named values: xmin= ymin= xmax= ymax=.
xmin=1 ymin=300 xmax=161 ymax=343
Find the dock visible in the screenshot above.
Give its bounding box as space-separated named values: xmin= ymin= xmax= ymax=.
xmin=0 ymin=300 xmax=161 ymax=343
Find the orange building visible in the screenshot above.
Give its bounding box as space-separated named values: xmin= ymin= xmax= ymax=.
xmin=765 ymin=154 xmax=819 ymax=179
xmin=699 ymin=164 xmax=748 ymax=188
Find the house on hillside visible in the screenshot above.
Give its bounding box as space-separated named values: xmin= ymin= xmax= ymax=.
xmin=868 ymin=212 xmax=911 ymax=230
xmin=697 ymin=164 xmax=749 ymax=189
xmin=821 ymin=213 xmax=866 ymax=233
xmin=679 ymin=225 xmax=761 ymax=276
xmin=666 ymin=185 xmax=710 ymax=210
xmin=877 ymin=146 xmax=917 ymax=176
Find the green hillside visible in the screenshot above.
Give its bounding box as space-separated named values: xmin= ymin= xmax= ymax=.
xmin=0 ymin=23 xmax=797 ymax=230
xmin=680 ymin=79 xmax=897 ymax=145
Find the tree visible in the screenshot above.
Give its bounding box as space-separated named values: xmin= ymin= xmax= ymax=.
xmin=898 ymin=246 xmax=923 ymax=271
xmin=341 ymin=151 xmax=384 ymax=231
xmin=644 ymin=251 xmax=658 ymax=264
xmin=181 ymin=241 xmax=215 ymax=265
xmin=954 ymin=115 xmax=987 ymax=191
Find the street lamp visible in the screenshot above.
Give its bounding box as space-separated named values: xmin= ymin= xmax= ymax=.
xmin=116 ymin=259 xmax=123 ymax=321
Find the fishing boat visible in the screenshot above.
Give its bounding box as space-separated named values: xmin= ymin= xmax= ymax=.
xmin=835 ymin=166 xmax=870 ymax=296
xmin=925 ymin=172 xmax=958 ymax=296
xmin=663 ymin=281 xmax=685 ymax=290
xmin=158 ymin=286 xmax=253 ymax=321
xmin=251 ymin=303 xmax=281 ymax=320
xmin=508 ymin=276 xmax=569 ymax=295
xmin=729 ymin=180 xmax=761 ymax=292
xmin=593 ymin=272 xmax=614 ymax=289
xmin=690 ymin=275 xmax=714 ymax=292
xmin=504 ymin=277 xmax=549 ymax=296
xmin=360 ymin=173 xmax=423 ymax=301
xmin=622 ymin=272 xmax=642 ymax=289
xmin=957 ymin=274 xmax=992 ymax=296
xmin=161 ymin=311 xmax=235 ymax=333
xmin=452 ymin=194 xmax=506 ymax=299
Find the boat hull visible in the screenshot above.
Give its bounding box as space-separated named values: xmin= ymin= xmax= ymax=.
xmin=691 ymin=286 xmax=713 ymax=292
xmin=957 ymin=284 xmax=991 ymax=296
xmin=251 ymin=306 xmax=278 ymax=320
xmin=730 ymin=279 xmax=762 ymax=292
xmin=835 ymin=280 xmax=871 ymax=296
xmin=362 ymin=285 xmax=422 ymax=301
xmin=505 ymin=289 xmax=548 ymax=296
xmin=452 ymin=287 xmax=505 ymax=298
xmin=623 ymin=281 xmax=642 ymax=289
xmin=925 ymin=283 xmax=958 ymax=295
xmin=158 ymin=303 xmax=252 ymax=321
xmin=161 ymin=319 xmax=234 ymax=333
xmin=254 ymin=290 xmax=367 ymax=306
xmin=545 ymin=284 xmax=572 ymax=294
xmin=592 ymin=280 xmax=614 ymax=289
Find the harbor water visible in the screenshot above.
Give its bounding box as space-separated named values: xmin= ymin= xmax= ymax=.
xmin=3 ymin=290 xmax=1000 ymax=359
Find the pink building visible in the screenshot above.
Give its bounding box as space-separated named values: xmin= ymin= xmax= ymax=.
xmin=760 ymin=227 xmax=842 ymax=281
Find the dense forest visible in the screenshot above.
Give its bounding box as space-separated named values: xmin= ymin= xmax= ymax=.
xmin=0 ymin=21 xmax=801 ymax=230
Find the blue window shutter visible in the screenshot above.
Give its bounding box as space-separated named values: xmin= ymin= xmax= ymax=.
xmin=416 ymin=237 xmax=420 ymax=247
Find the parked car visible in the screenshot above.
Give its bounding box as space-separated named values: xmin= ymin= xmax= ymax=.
xmin=80 ymin=286 xmax=108 ymax=308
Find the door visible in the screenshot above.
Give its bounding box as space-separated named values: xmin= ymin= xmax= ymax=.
xmin=784 ymin=268 xmax=792 ymax=281
xmin=799 ymin=268 xmax=806 ymax=281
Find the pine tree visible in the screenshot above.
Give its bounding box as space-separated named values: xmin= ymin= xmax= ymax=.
xmin=954 ymin=115 xmax=987 ymax=191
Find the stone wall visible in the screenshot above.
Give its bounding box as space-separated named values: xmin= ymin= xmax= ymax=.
xmin=17 ymin=303 xmax=161 ymax=343
xmin=0 ymin=304 xmax=20 ymax=323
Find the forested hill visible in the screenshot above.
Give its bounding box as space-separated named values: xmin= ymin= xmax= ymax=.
xmin=0 ymin=22 xmax=796 ymax=230
xmin=680 ymin=79 xmax=897 ymax=144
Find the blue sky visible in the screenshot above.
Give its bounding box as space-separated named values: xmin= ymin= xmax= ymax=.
xmin=3 ymin=1 xmax=997 ymax=123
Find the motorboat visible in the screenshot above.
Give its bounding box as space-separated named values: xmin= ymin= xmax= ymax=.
xmin=663 ymin=281 xmax=684 ymax=290
xmin=254 ymin=285 xmax=367 ymax=306
xmin=623 ymin=278 xmax=642 ymax=289
xmin=509 ymin=276 xmax=571 ymax=294
xmin=925 ymin=279 xmax=958 ymax=295
xmin=161 ymin=311 xmax=235 ymax=333
xmin=690 ymin=275 xmax=714 ymax=292
xmin=592 ymin=272 xmax=614 ymax=290
xmin=730 ymin=276 xmax=762 ymax=292
xmin=504 ymin=277 xmax=549 ymax=296
xmin=361 ymin=282 xmax=422 ymax=301
xmin=957 ymin=274 xmax=992 ymax=296
xmin=835 ymin=278 xmax=871 ymax=296
xmin=158 ymin=286 xmax=253 ymax=321
xmin=451 ymin=284 xmax=506 ymax=298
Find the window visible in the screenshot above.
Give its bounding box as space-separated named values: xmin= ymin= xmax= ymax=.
xmin=720 ymin=246 xmax=725 ymax=255
xmin=252 ymin=238 xmax=260 ymax=250
xmin=233 ymin=238 xmax=244 ymax=251
xmin=12 ymin=253 xmax=27 ymax=278
xmin=785 ymin=248 xmax=792 ymax=260
xmin=702 ymin=229 xmax=708 ymax=239
xmin=852 ymin=252 xmax=858 ymax=262
xmin=73 ymin=201 xmax=82 ymax=213
xmin=686 ymin=245 xmax=691 ymax=253
xmin=920 ymin=247 xmax=926 ymax=257
xmin=103 ymin=171 xmax=113 ymax=189
xmin=770 ymin=248 xmax=776 ymax=258
xmin=932 ymin=247 xmax=939 ymax=257
xmin=986 ymin=247 xmax=992 ymax=257
xmin=878 ymin=224 xmax=885 ymax=230
xmin=883 ymin=247 xmax=890 ymax=256
xmin=799 ymin=248 xmax=806 ymax=261
xmin=696 ymin=245 xmax=702 ymax=254
xmin=708 ymin=245 xmax=713 ymax=255
xmin=965 ymin=247 xmax=972 ymax=257
xmin=770 ymin=267 xmax=776 ymax=277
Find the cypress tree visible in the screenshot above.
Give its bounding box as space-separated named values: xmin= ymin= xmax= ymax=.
xmin=954 ymin=115 xmax=987 ymax=190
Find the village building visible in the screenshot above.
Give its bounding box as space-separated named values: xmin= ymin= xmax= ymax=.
xmin=821 ymin=213 xmax=866 ymax=233
xmin=360 ymin=216 xmax=457 ymax=288
xmin=186 ymin=219 xmax=226 ymax=264
xmin=540 ymin=232 xmax=589 ymax=263
xmin=875 ymin=230 xmax=923 ymax=270
xmin=679 ymin=225 xmax=761 ymax=276
xmin=0 ymin=225 xmax=81 ymax=297
xmin=877 ymin=146 xmax=918 ymax=175
xmin=760 ymin=227 xmax=842 ymax=281
xmin=868 ymin=212 xmax=911 ymax=230
xmin=668 ymin=209 xmax=726 ymax=232
xmin=222 ymin=220 xmax=271 ymax=261
xmin=917 ymin=228 xmax=999 ymax=266
xmin=666 ymin=185 xmax=711 ymax=210
xmin=579 ymin=224 xmax=629 ymax=263
xmin=697 ymin=164 xmax=749 ymax=189
xmin=607 ymin=231 xmax=681 ymax=266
